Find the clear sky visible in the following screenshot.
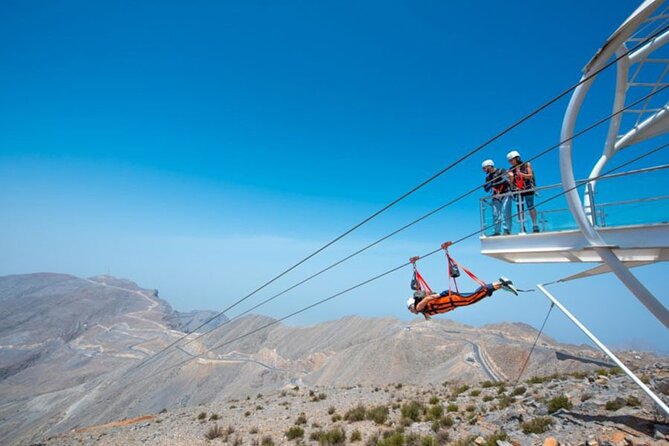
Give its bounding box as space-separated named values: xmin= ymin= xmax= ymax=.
xmin=2 ymin=1 xmax=668 ymax=354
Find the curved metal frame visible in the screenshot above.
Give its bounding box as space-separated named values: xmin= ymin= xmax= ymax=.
xmin=583 ymin=47 xmax=629 ymax=222
xmin=559 ymin=0 xmax=669 ymax=329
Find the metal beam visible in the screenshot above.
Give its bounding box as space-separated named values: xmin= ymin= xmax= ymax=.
xmin=536 ymin=284 xmax=669 ymax=416
xmin=557 ymin=261 xmax=654 ymax=282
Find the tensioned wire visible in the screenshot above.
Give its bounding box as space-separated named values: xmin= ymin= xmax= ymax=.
xmin=127 ymin=82 xmax=669 ymax=372
xmin=120 ymin=136 xmax=669 ymax=388
xmin=130 ymin=22 xmax=669 ymax=373
xmin=515 ymin=302 xmax=555 ymax=384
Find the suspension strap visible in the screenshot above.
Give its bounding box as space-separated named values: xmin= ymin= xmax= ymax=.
xmin=441 ymin=242 xmax=457 ymax=294
xmin=447 ymin=253 xmax=459 ymax=294
xmin=409 ymin=256 xmax=433 ymax=294
xmin=514 ymin=302 xmax=554 ymax=384
xmin=441 ymin=242 xmax=486 ymax=291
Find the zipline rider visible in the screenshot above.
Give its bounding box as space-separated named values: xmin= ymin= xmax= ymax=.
xmin=406 ymin=243 xmax=518 ymax=320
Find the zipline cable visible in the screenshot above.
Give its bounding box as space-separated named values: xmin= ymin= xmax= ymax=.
xmin=130 ymin=23 xmax=669 ymax=372
xmin=130 ymin=24 xmax=669 ymax=372
xmin=144 ymin=82 xmax=669 ymax=356
xmin=122 ymin=140 xmax=669 ymax=386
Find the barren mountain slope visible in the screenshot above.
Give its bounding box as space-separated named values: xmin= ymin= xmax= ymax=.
xmin=40 ymin=370 xmax=669 ymax=446
xmin=1 ymin=273 xmax=663 ymax=445
xmin=0 ymin=273 xmax=222 ymax=445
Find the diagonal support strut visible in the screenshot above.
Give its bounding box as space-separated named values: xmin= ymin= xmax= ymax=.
xmin=537 ymin=283 xmax=669 ymax=417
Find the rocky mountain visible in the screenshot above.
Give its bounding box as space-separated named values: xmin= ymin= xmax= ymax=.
xmin=0 ymin=273 xmax=667 ymax=446
xmin=41 ymin=370 xmax=669 ymax=446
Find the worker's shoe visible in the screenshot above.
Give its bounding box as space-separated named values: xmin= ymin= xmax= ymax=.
xmin=499 ymin=276 xmax=518 ymax=295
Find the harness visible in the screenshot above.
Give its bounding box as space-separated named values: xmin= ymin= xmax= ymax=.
xmin=442 ymin=241 xmax=486 ymax=293
xmin=409 ymin=256 xmax=432 ymax=294
xmin=511 ymin=162 xmax=535 ymax=191
xmin=488 ymin=168 xmax=509 ymax=195
xmin=409 ymin=242 xmax=487 ymax=315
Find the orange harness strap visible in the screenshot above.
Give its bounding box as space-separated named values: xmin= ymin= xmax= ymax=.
xmin=423 ymin=286 xmax=490 ymax=316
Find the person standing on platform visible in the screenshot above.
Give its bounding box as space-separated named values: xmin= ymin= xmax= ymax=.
xmin=507 ymin=150 xmax=540 ymax=233
xmin=482 ymin=159 xmax=512 ymax=236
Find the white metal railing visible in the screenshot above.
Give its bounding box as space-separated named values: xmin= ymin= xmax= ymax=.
xmin=479 ymin=165 xmax=669 ymax=236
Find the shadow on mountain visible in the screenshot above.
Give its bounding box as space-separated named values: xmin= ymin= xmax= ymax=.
xmin=555 ymin=351 xmax=615 ymax=368
xmin=559 ymin=411 xmax=668 ymax=435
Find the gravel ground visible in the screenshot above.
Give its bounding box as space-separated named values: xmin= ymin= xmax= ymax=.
xmin=38 ymin=368 xmax=669 ymax=446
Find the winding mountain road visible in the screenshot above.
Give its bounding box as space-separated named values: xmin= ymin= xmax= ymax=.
xmin=175 ymin=345 xmax=309 ymax=374
xmin=469 ymin=341 xmax=502 ymax=382
xmin=435 ymin=325 xmax=501 ymax=382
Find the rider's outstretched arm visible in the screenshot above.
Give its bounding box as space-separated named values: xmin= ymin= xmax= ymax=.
xmin=415 ymin=292 xmax=441 ymax=313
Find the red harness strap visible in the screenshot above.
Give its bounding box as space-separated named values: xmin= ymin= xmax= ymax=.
xmin=414 ymin=268 xmax=433 ymax=294
xmin=447 ymin=253 xmax=486 ymax=288
xmin=446 ymin=252 xmax=459 ymax=294
xmin=409 ymin=256 xmax=433 ymax=294
xmin=441 ymin=242 xmax=486 ymax=294
xmin=410 ymin=244 xmax=486 ymax=301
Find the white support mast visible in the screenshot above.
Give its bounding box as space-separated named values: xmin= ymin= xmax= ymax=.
xmin=559 ymin=0 xmax=669 ymax=329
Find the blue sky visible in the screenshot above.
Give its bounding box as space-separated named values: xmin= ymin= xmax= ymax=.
xmin=1 ymin=1 xmax=668 ymax=354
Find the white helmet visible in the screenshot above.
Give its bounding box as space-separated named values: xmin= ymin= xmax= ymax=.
xmin=406 ymin=298 xmax=414 ymax=309
xmin=481 ymin=159 xmax=494 ymax=168
xmin=506 ymin=150 xmax=521 ymax=161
